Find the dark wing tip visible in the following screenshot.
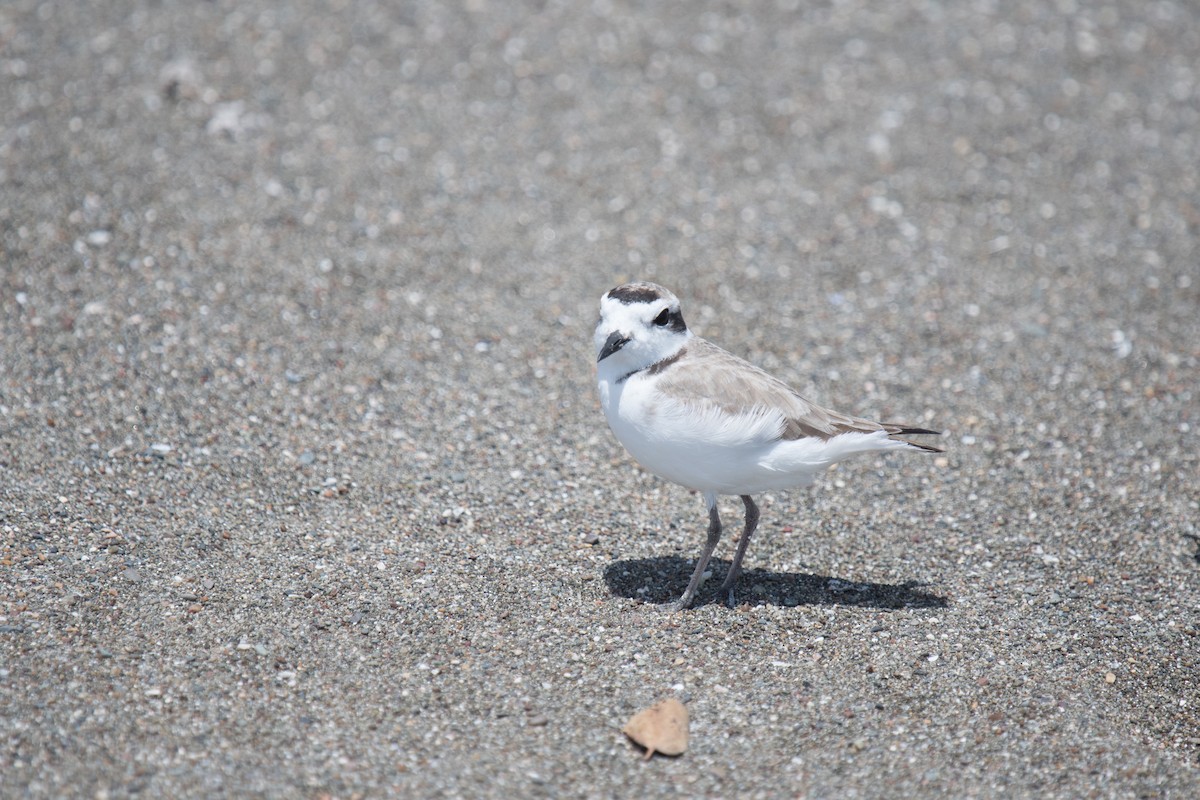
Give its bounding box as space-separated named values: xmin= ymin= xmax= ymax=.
xmin=894 ymin=427 xmax=940 ymax=436
xmin=899 ymin=438 xmax=944 ymax=453
xmin=884 ymin=425 xmax=944 ymax=453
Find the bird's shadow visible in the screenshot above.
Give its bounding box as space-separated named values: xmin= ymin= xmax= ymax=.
xmin=603 ymin=556 xmax=949 ymax=610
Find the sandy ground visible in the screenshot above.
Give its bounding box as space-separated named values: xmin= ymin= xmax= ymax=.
xmin=2 ymin=1 xmax=1198 ymax=797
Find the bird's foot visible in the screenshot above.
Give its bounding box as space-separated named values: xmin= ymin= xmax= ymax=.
xmin=716 ymin=575 xmax=739 ymax=608
xmin=651 ymin=593 xmax=695 ymax=612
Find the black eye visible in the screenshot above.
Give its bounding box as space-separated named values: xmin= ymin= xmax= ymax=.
xmin=653 ymin=308 xmax=672 ymax=326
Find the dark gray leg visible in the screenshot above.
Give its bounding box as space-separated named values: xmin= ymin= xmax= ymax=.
xmin=716 ymin=495 xmax=759 ymax=607
xmin=660 ymin=492 xmax=722 ymax=611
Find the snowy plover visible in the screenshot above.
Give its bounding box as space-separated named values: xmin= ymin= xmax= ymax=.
xmin=594 ymin=281 xmax=942 ymax=610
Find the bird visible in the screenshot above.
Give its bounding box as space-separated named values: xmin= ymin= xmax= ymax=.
xmin=593 ymin=281 xmax=942 ymax=610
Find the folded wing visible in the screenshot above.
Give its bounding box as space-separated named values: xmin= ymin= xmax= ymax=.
xmin=657 ymin=338 xmax=942 ymax=451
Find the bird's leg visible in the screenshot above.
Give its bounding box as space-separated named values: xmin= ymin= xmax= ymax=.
xmin=660 ymin=493 xmax=722 ymax=611
xmin=716 ymin=495 xmax=760 ymax=608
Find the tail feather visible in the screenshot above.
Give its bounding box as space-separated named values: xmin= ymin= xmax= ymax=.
xmin=883 ymin=425 xmax=944 ymax=453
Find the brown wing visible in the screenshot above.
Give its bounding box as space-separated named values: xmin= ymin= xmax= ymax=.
xmin=656 ymin=338 xmax=893 ymax=441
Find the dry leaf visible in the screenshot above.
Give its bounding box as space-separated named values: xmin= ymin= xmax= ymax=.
xmin=622 ymin=698 xmax=689 ymax=759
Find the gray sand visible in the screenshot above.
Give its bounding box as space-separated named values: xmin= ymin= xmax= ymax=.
xmin=2 ymin=1 xmax=1197 ymax=797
